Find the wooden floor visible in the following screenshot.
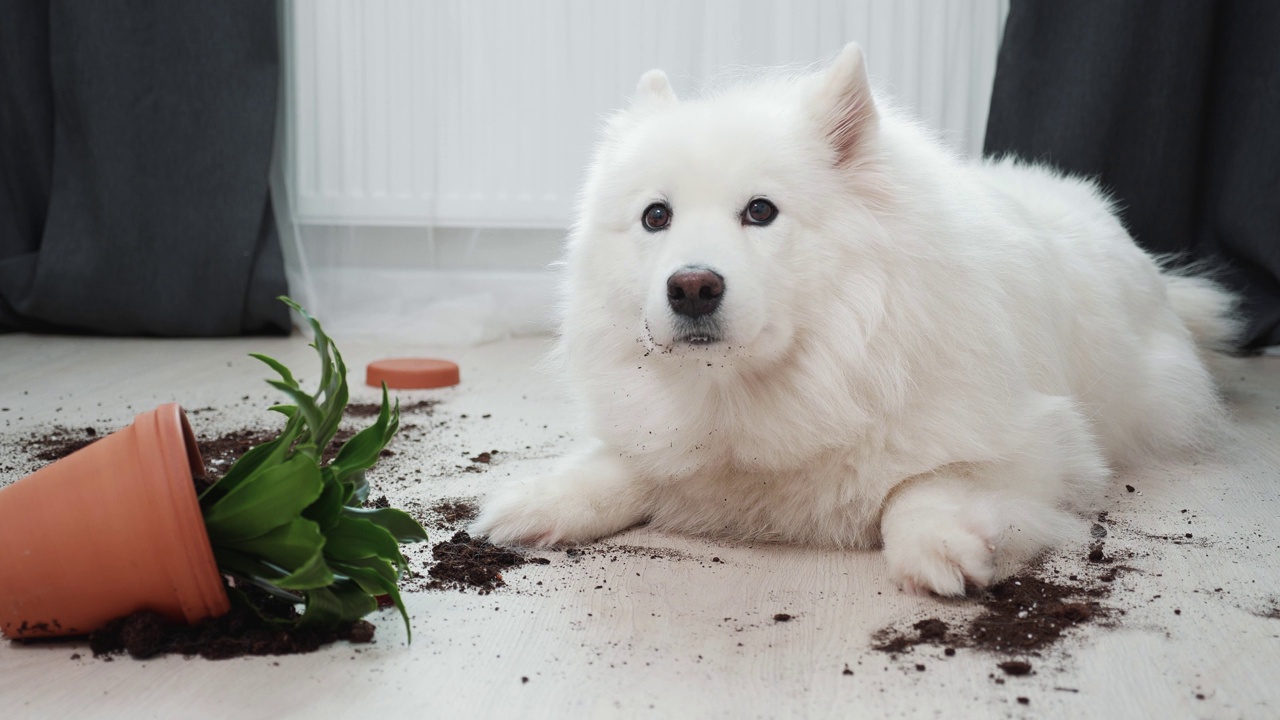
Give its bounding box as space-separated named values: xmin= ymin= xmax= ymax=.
xmin=1 ymin=333 xmax=1278 ymax=719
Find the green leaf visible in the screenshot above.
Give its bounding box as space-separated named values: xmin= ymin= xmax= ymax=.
xmin=330 ymin=388 xmax=399 ymax=483
xmin=298 ymin=582 xmax=377 ymax=629
xmin=343 ymin=471 xmax=371 ymax=508
xmin=324 ymin=516 xmax=404 ymax=566
xmin=342 ymin=506 xmax=430 ymax=544
xmin=334 ymin=560 xmax=396 ymax=605
xmin=272 ymin=547 xmax=336 ymax=590
xmin=216 ymin=518 xmax=332 ymax=589
xmin=266 ymin=380 xmax=325 ymax=441
xmin=214 ymin=547 xmax=286 ymax=584
xmin=250 ymin=353 xmax=300 ymax=389
xmin=199 ymin=414 xmax=301 ymax=506
xmin=303 ymin=474 xmax=346 ymax=530
xmin=312 ymin=347 xmax=348 ymax=452
xmin=203 ymin=455 xmax=324 ymax=541
xmin=279 ymin=297 xmax=343 ymax=449
xmin=333 ymin=557 xmax=412 ymax=640
xmin=224 ymin=584 xmax=298 ymax=626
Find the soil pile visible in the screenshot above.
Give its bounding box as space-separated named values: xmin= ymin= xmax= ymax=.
xmin=424 ymin=531 xmax=547 ymax=594
xmin=872 ymin=563 xmax=1108 ymax=658
xmin=87 ymin=584 xmax=374 ymax=660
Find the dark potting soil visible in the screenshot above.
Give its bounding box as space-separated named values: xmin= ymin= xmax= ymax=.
xmin=197 ymin=428 xmax=278 ymax=474
xmin=86 ymin=583 xmax=375 ymax=661
xmin=322 ymin=427 xmax=358 ymax=464
xmin=424 ymin=531 xmax=545 ymax=594
xmin=1257 ymin=604 xmax=1280 ymax=620
xmin=998 ymin=660 xmax=1034 ymax=676
xmin=872 ymin=561 xmax=1109 ymax=658
xmin=346 ymin=400 xmax=439 ymax=418
xmin=24 ymin=426 xmax=104 ymax=462
xmin=427 ymin=498 xmax=479 ymax=530
xmin=199 ymin=426 xmax=362 ymax=470
xmin=27 ymin=424 xmax=355 ymax=480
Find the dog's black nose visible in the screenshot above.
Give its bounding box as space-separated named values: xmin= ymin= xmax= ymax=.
xmin=667 ymin=268 xmax=724 ymax=318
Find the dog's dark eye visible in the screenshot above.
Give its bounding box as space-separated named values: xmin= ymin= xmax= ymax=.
xmin=642 ymin=202 xmax=672 ymax=232
xmin=743 ymin=198 xmax=777 ymax=226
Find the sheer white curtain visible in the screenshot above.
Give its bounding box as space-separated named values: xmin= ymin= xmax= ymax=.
xmin=274 ymin=0 xmax=1009 ymax=344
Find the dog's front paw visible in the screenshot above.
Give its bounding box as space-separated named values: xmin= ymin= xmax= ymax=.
xmin=471 ymin=464 xmax=644 ymax=547
xmin=469 ymin=481 xmax=583 ymax=547
xmin=882 ymin=519 xmax=996 ymax=597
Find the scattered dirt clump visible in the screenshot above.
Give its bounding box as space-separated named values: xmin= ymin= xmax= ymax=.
xmin=1256 ymin=604 xmax=1280 ymax=620
xmin=914 ymin=618 xmax=949 ymax=641
xmin=427 ymin=498 xmax=479 ymax=530
xmin=874 ymin=618 xmax=950 ymax=653
xmin=424 ymin=531 xmax=545 ymax=594
xmin=997 ymin=660 xmax=1033 ymax=676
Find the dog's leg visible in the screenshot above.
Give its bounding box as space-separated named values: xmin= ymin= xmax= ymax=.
xmin=881 ymin=395 xmax=1110 ymax=596
xmin=471 ymin=444 xmax=647 ymax=547
xmin=880 ymin=472 xmax=1003 ymax=597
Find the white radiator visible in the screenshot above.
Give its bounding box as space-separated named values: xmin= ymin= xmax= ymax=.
xmin=281 ymin=0 xmax=1010 ymax=229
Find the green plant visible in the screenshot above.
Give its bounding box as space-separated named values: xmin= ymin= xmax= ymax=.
xmin=198 ymin=297 xmax=429 ymax=638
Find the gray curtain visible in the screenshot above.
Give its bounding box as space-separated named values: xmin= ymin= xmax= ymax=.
xmin=985 ymin=0 xmax=1280 ymax=350
xmin=0 ymin=0 xmax=289 ymax=335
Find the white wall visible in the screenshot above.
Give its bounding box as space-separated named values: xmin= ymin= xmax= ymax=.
xmin=273 ymin=0 xmax=1009 ymax=343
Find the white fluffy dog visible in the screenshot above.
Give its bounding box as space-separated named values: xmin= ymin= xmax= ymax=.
xmin=472 ymin=43 xmax=1239 ymax=596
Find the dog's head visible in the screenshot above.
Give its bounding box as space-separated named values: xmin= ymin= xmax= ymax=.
xmin=565 ymin=43 xmax=886 ymax=370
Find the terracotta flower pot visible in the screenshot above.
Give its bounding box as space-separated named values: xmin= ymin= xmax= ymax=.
xmin=0 ymin=404 xmax=230 ymax=639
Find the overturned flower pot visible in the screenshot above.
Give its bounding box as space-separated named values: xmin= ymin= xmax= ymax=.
xmin=0 ymin=404 xmax=229 ymax=639
xmin=0 ymin=298 xmax=429 ymax=648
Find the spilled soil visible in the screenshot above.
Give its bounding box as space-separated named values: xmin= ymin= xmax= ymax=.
xmin=346 ymin=400 xmax=439 ymax=418
xmin=1257 ymin=604 xmax=1280 ymax=620
xmin=872 ymin=537 xmax=1121 ymax=661
xmin=421 ymin=531 xmax=548 ymax=594
xmin=198 ymin=428 xmax=277 ymax=472
xmin=426 ymin=498 xmax=480 ymax=530
xmin=85 ymin=583 xmax=375 ymax=660
xmin=24 ymin=426 xmax=104 ymax=462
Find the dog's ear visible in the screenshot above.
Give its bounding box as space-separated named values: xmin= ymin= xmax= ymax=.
xmin=812 ymin=43 xmax=877 ymax=166
xmin=635 ymin=69 xmax=678 ymax=107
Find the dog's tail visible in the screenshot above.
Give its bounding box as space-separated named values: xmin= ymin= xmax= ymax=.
xmin=1160 ymin=260 xmax=1243 ymax=357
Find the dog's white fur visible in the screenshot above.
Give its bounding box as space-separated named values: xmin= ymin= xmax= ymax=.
xmin=472 ymin=44 xmax=1239 ymax=596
